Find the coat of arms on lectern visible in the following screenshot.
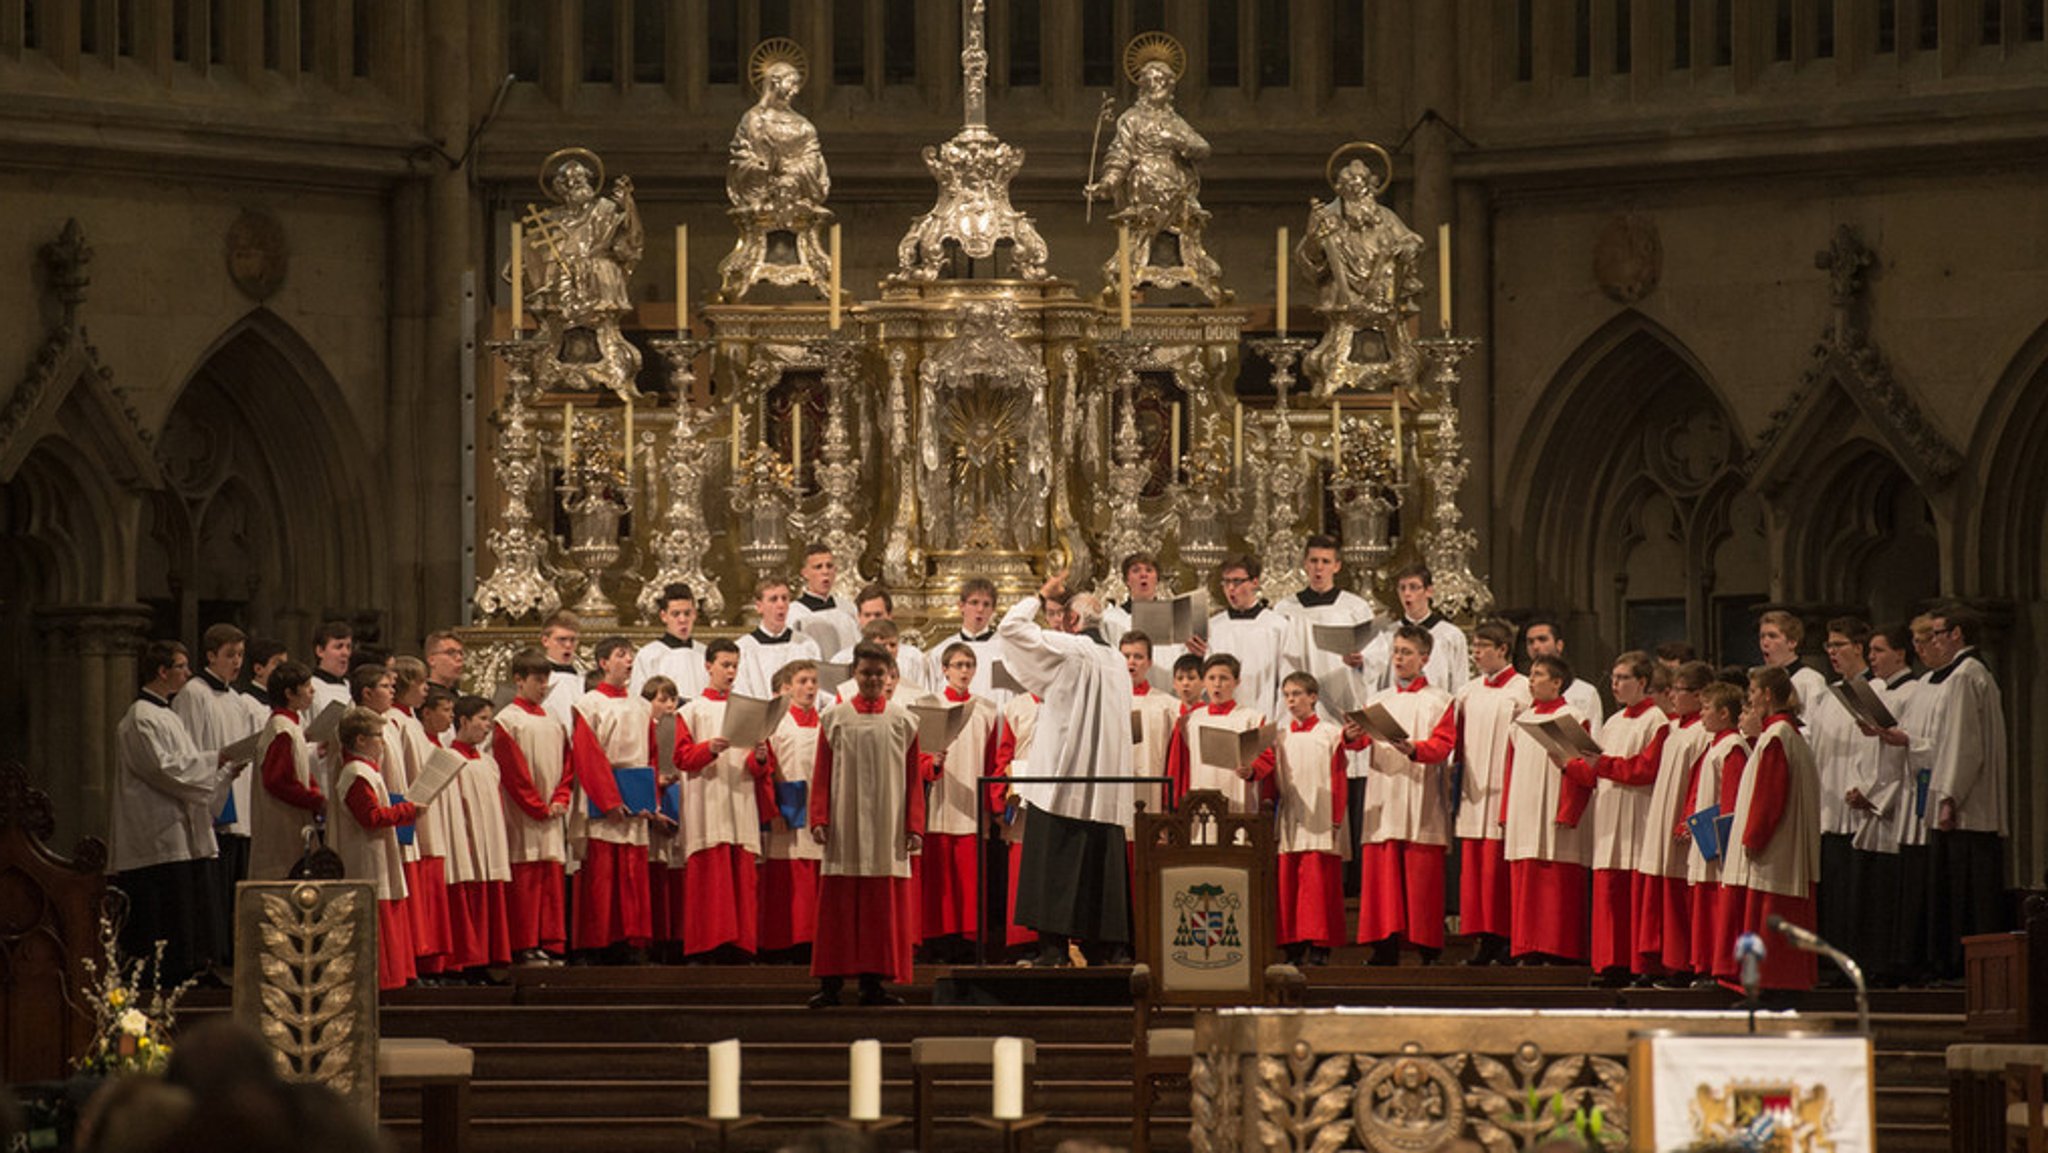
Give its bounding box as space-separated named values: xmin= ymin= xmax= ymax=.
xmin=1170 ymin=882 xmax=1244 ymax=970
xmin=1691 ymin=1080 xmax=1840 ymax=1152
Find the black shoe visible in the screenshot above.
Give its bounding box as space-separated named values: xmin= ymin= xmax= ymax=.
xmin=1103 ymin=944 xmax=1134 ymax=965
xmin=808 ymin=979 xmax=843 ymax=1009
xmin=1690 ymin=975 xmax=1721 ymax=989
xmin=1306 ymin=946 xmax=1331 ymax=967
xmin=1366 ymin=940 xmax=1400 ymax=967
xmin=1031 ymin=942 xmax=1072 ymax=968
xmin=858 ymin=986 xmax=904 ymax=1007
xmin=1590 ymin=967 xmax=1632 ymax=989
xmin=1417 ymin=947 xmax=1440 ymax=966
xmin=1631 ymin=973 xmax=1661 ymax=988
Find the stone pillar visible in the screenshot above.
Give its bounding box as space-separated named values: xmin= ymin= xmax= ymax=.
xmin=33 ymin=606 xmax=152 ymax=850
xmin=418 ymin=0 xmax=475 ymax=645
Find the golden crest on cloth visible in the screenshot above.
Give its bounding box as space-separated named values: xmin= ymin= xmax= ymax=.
xmin=1691 ymin=1080 xmax=1841 ymax=1152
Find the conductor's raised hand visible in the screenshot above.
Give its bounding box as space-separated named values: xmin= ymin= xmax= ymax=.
xmin=1038 ymin=568 xmax=1070 ymax=602
xmin=810 ymin=824 xmax=830 ymax=846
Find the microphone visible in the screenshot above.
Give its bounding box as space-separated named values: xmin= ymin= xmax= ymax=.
xmin=1765 ymin=913 xmax=1825 ymax=952
xmin=1734 ymin=932 xmax=1765 ymax=1005
xmin=1766 ymin=914 xmax=1873 ymax=1036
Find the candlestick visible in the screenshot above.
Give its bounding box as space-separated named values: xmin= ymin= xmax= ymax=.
xmin=708 ymin=1039 xmax=740 ymax=1120
xmin=1168 ymin=402 xmax=1181 ymax=474
xmin=1233 ymin=401 xmax=1244 ymax=474
xmin=729 ymin=401 xmax=741 ymax=472
xmin=676 ymin=224 xmax=689 ymax=335
xmin=510 ymin=222 xmax=524 ymax=332
xmin=992 ymin=1037 xmax=1025 ymax=1120
xmin=829 ymin=223 xmax=842 ymax=331
xmin=1276 ymin=227 xmax=1288 ymax=336
xmin=1330 ymin=402 xmax=1341 ymax=465
xmin=849 ymin=1039 xmax=881 ymax=1121
xmin=1391 ymin=395 xmax=1403 ymax=483
xmin=623 ymin=397 xmax=634 ymax=474
xmin=1118 ymin=225 xmax=1133 ymax=332
xmin=562 ymin=401 xmax=574 ymax=472
xmin=1438 ymin=222 xmax=1452 ymax=333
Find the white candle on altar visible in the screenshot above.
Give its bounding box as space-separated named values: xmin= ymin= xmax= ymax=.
xmin=1118 ymin=225 xmax=1133 ymax=332
xmin=791 ymin=401 xmax=802 ymax=465
xmin=1391 ymin=396 xmax=1403 ymax=483
xmin=829 ymin=223 xmax=843 ymax=331
xmin=729 ymin=401 xmax=742 ymax=472
xmin=562 ymin=402 xmax=574 ymax=472
xmin=510 ymin=222 xmax=524 ymax=332
xmin=1232 ymin=401 xmax=1244 ymax=474
xmin=707 ymin=1039 xmax=741 ymax=1120
xmin=676 ymin=224 xmax=689 ymax=334
xmin=623 ymin=397 xmax=634 ymax=474
xmin=1438 ymin=222 xmax=1452 ymax=333
xmin=849 ymin=1039 xmax=881 ymax=1121
xmin=992 ymin=1037 xmax=1025 ymax=1121
xmin=1330 ymin=402 xmax=1341 ymax=464
xmin=1169 ymin=402 xmax=1181 ymax=474
xmin=1276 ymin=227 xmax=1289 ymax=336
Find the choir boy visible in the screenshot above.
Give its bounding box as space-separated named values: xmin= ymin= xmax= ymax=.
xmin=1200 ymin=555 xmax=1292 ymax=719
xmin=1715 ymin=665 xmax=1821 ymax=991
xmin=1250 ymin=672 xmax=1363 ymax=965
xmin=1501 ymin=655 xmax=1596 ymax=964
xmin=387 ymin=659 xmax=452 ymax=977
xmin=1101 ymin=552 xmax=1186 ymax=680
xmin=808 ymin=643 xmax=926 ymax=1006
xmin=641 ymin=675 xmax=685 ymax=957
xmin=1359 ymin=564 xmax=1469 ymax=695
xmin=174 ymin=623 xmax=257 ymax=947
xmin=424 ymin=630 xmax=466 ymax=694
xmin=309 ymin=621 xmax=354 ymax=717
xmin=735 ymin=577 xmax=823 ymax=700
xmin=1353 ymin=625 xmax=1460 ymax=964
xmin=239 ymin=638 xmax=288 ymax=728
xmin=918 ymin=643 xmax=1002 ymax=962
xmin=630 ymin=583 xmax=708 ymax=700
xmin=445 ymin=695 xmax=513 ymax=976
xmin=111 ymin=641 xmax=241 ymax=984
xmin=1809 ymin=617 xmax=1879 ymax=973
xmin=1451 ymin=620 xmax=1530 ymax=966
xmin=1126 ymin=633 xmax=1181 ymax=817
xmin=992 ymin=681 xmax=1043 ymax=958
xmin=1863 ymin=623 xmax=1928 ymax=984
xmin=331 ymin=707 xmax=419 ymax=989
xmin=1678 ymin=681 xmax=1748 ymax=984
xmin=1758 ymin=610 xmax=1829 ymax=722
xmin=1171 ymin=653 xmax=1205 ymax=713
xmin=1163 ymin=654 xmax=1269 ymax=814
xmin=835 ymin=584 xmax=930 ymax=693
xmin=1561 ymin=651 xmax=1666 ymax=986
xmin=929 ymin=578 xmax=1009 ymax=704
xmin=250 ymin=661 xmax=323 ymax=880
xmin=1275 ymin=534 xmax=1380 ymax=719
xmin=540 ymin=611 xmax=585 ymax=732
xmin=1917 ymin=601 xmax=2008 ymax=979
xmin=755 ymin=661 xmax=825 ymax=961
xmin=675 ymin=639 xmax=771 ymax=960
xmin=789 ymin=545 xmax=858 ymax=632
xmin=492 ymin=649 xmax=575 ymax=964
xmin=1523 ymin=617 xmax=1604 ymax=736
xmin=569 ymin=636 xmax=656 ymax=960
xmin=1628 ymin=661 xmax=1716 ymax=981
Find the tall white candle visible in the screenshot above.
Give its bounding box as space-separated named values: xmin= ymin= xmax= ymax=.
xmin=849 ymin=1039 xmax=882 ymax=1121
xmin=562 ymin=402 xmax=574 ymax=472
xmin=829 ymin=224 xmax=843 ymax=331
xmin=1168 ymin=402 xmax=1181 ymax=474
xmin=623 ymin=397 xmax=634 ymax=474
xmin=1438 ymin=222 xmax=1452 ymax=333
xmin=729 ymin=401 xmax=742 ymax=473
xmin=1391 ymin=397 xmax=1403 ymax=483
xmin=510 ymin=222 xmax=524 ymax=332
xmin=676 ymin=224 xmax=689 ymax=334
xmin=991 ymin=1037 xmax=1025 ymax=1120
xmin=1118 ymin=225 xmax=1133 ymax=332
xmin=1330 ymin=402 xmax=1341 ymax=464
xmin=1276 ymin=227 xmax=1289 ymax=336
xmin=708 ymin=1039 xmax=741 ymax=1120
xmin=791 ymin=401 xmax=802 ymax=466
xmin=1233 ymin=401 xmax=1244 ymax=474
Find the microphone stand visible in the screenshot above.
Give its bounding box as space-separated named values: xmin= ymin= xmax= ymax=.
xmin=1769 ymin=915 xmax=1871 ymax=1036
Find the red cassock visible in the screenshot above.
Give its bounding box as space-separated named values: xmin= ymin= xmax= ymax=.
xmin=809 ymin=696 xmax=927 ymax=984
xmin=675 ymin=694 xmax=771 ymax=957
xmin=1713 ymin=718 xmax=1819 ymax=991
xmin=494 ymin=703 xmax=576 ymax=955
xmin=341 ymin=775 xmax=417 ymax=990
xmin=1562 ymin=700 xmax=1666 ymax=974
xmin=1354 ymin=683 xmax=1460 ymax=951
xmin=569 ymin=695 xmax=652 ymax=951
xmin=1249 ymin=717 xmax=1357 ymax=949
xmin=752 ymin=706 xmax=824 ymax=952
xmin=1500 ymin=698 xmax=1596 ymax=961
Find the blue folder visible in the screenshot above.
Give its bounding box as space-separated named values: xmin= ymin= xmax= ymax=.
xmin=1915 ymin=768 xmax=1931 ymax=818
xmin=775 ymin=781 xmax=808 ymax=829
xmin=589 ymin=766 xmax=659 ymax=817
xmin=658 ymin=781 xmax=682 ymax=823
xmin=1687 ymin=805 xmax=1735 ymax=862
xmin=216 ymin=790 xmax=237 ymax=827
xmin=391 ymin=793 xmax=416 ymax=847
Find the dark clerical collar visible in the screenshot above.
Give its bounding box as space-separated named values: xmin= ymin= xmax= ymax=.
xmin=1294 ymin=586 xmax=1341 ymax=608
xmin=1225 ymin=601 xmax=1271 ymax=620
xmin=658 ymin=634 xmax=694 ymax=650
xmin=799 ymin=592 xmax=836 ymax=611
xmin=1081 ymin=628 xmax=1109 ymax=646
xmin=751 ymin=628 xmax=792 ymax=645
xmin=960 ymin=628 xmax=995 ymax=643
xmin=238 ymin=682 xmax=268 ymax=701
xmin=198 ymin=669 xmax=230 ymax=693
xmin=314 ymin=669 xmax=346 ymax=685
xmin=1928 ymin=648 xmax=1982 ymax=685
xmin=139 ymin=689 xmax=172 ymax=708
xmin=549 ymin=661 xmax=577 ymax=675
xmin=1409 ymin=611 xmax=1448 ymax=631
xmin=1887 ymin=669 xmax=1921 ymax=688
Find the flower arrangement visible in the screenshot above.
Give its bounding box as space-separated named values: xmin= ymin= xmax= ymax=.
xmin=74 ymin=910 xmax=196 ymax=1077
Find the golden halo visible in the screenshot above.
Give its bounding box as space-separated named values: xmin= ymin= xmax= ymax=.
xmin=749 ymin=37 xmax=809 ymax=93
xmin=539 ymin=146 xmax=605 ymax=199
xmin=1325 ymin=140 xmax=1393 ymax=192
xmin=1123 ymin=31 xmax=1185 ymax=85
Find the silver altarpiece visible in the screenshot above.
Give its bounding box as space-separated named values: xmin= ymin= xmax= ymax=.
xmin=464 ymin=3 xmax=1492 ymax=671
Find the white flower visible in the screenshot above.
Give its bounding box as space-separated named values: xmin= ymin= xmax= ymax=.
xmin=118 ymin=1008 xmax=149 ymax=1037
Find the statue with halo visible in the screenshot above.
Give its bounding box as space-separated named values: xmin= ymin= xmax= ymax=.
xmin=518 ymin=147 xmax=644 ymax=399
xmin=1084 ymin=33 xmax=1226 ymax=304
xmin=719 ymin=38 xmax=835 ymax=300
xmin=1296 ymin=141 xmax=1424 ymax=395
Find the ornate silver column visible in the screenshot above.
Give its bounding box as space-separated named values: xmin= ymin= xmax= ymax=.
xmin=798 ymin=335 xmax=868 ymax=599
xmin=1094 ymin=336 xmax=1151 ymax=605
xmin=1331 ymin=409 xmax=1401 ymax=597
xmin=638 ymin=338 xmax=725 ymax=622
xmin=1413 ymin=335 xmax=1493 ymax=618
xmin=1246 ymin=336 xmax=1318 ymax=603
xmin=473 ymin=339 xmax=563 ymax=622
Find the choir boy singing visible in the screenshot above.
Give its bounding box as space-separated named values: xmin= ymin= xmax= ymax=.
xmin=754 ymin=661 xmax=825 ymax=961
xmin=1126 ymin=632 xmax=1181 ymax=819
xmin=309 ymin=620 xmax=354 ymax=718
xmin=1523 ymin=617 xmax=1604 ymax=737
xmin=1353 ymin=625 xmax=1460 ymax=965
xmin=330 ymin=707 xmax=420 ymax=990
xmin=630 ymin=583 xmax=708 ymax=700
xmin=918 ymin=643 xmax=1002 ymax=963
xmin=539 ymin=610 xmax=585 ymax=731
xmin=446 ymin=694 xmax=514 ymax=976
xmin=1863 ymin=623 xmax=1929 ymax=984
xmin=1715 ymin=665 xmax=1821 ymax=991
xmin=173 ymin=623 xmax=257 ymax=946
xmin=1808 ymin=617 xmax=1880 ymax=974
xmin=1198 ymin=555 xmax=1292 ymax=719
xmin=568 ymin=636 xmax=656 ymax=960
xmin=1358 ymin=564 xmax=1469 ymax=696
xmin=1677 ymin=681 xmax=1748 ymax=985
xmin=1164 ymin=654 xmax=1269 ymax=814
xmin=928 ymin=577 xmax=1008 ymax=704
xmin=1916 ymin=601 xmax=2008 ymax=980
xmin=1500 ymin=655 xmax=1596 ymax=964
xmin=386 ymin=658 xmax=452 ymax=977
xmin=1451 ymin=620 xmax=1530 ymax=966
xmin=735 ymin=576 xmax=823 ymax=700
xmin=1757 ymin=610 xmax=1830 ymax=724
xmin=1628 ymin=661 xmax=1716 ymax=980
xmin=492 ymin=649 xmax=575 ymax=964
xmin=675 ymin=639 xmax=772 ymax=961
xmin=250 ymin=661 xmax=323 ymax=880
xmin=1250 ymin=673 xmax=1364 ymax=965
xmin=1560 ymin=651 xmax=1666 ymax=986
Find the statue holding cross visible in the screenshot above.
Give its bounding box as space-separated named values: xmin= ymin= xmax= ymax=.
xmin=519 ymin=147 xmax=645 ymax=399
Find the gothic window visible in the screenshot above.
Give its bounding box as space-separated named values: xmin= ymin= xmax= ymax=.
xmin=1817 ymin=0 xmax=1836 ymax=58
xmin=1613 ymin=0 xmax=1631 ymax=72
xmin=1256 ymin=0 xmax=1289 ymax=86
xmin=833 ymin=0 xmax=863 ymax=84
xmin=632 ymin=0 xmax=665 ymax=84
xmin=1208 ymin=0 xmax=1239 ymax=86
xmin=708 ymin=0 xmax=739 ymax=84
xmin=584 ymin=0 xmax=617 ymax=82
xmin=509 ymin=0 xmax=544 ymax=81
xmin=1333 ymin=1 xmax=1366 ymax=86
xmin=1008 ymin=0 xmax=1041 ymax=87
xmin=1673 ymin=0 xmax=1691 ymax=68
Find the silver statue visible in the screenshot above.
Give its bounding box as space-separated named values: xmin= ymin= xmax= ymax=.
xmin=719 ymin=39 xmax=835 ymax=301
xmin=519 ymin=148 xmax=644 ymax=399
xmin=1085 ymin=34 xmax=1225 ymax=304
xmin=1297 ymin=143 xmax=1424 ymax=396
xmin=895 ymin=1 xmax=1050 ymax=281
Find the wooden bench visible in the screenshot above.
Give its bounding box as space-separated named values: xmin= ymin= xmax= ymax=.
xmin=380 ymin=1037 xmax=474 ymax=1153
